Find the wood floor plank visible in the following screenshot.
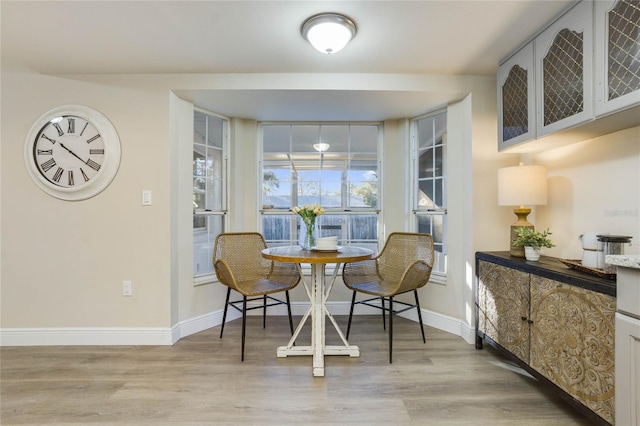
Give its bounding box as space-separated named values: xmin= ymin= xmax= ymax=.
xmin=1 ymin=316 xmax=594 ymax=425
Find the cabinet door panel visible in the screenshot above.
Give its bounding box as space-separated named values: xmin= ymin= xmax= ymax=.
xmin=615 ymin=312 xmax=640 ymax=425
xmin=530 ymin=276 xmax=616 ymax=425
xmin=595 ymin=0 xmax=640 ymax=116
xmin=498 ymin=42 xmax=536 ymax=149
xmin=478 ymin=261 xmax=530 ymax=363
xmin=536 ymin=0 xmax=593 ymax=137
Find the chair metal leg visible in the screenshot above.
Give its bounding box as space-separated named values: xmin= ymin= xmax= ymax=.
xmin=285 ymin=291 xmax=294 ymax=335
xmin=241 ymin=295 xmax=247 ymax=362
xmin=346 ymin=291 xmax=357 ymax=339
xmin=381 ymin=297 xmax=386 ymax=330
xmin=414 ymin=290 xmax=426 ymax=343
xmin=220 ymin=287 xmax=231 ymax=338
xmin=389 ymin=296 xmax=394 ymax=364
xmin=262 ymin=294 xmax=267 ymax=329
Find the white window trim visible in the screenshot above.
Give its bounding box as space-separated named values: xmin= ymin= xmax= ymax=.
xmin=192 ymin=108 xmax=229 ymax=284
xmin=410 ymin=109 xmax=448 ymax=283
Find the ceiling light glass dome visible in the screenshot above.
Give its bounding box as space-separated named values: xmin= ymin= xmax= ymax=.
xmin=301 ymin=13 xmax=357 ymax=55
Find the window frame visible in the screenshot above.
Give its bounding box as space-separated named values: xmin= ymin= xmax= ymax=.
xmin=192 ymin=108 xmax=229 ymax=285
xmin=259 ymin=122 xmax=383 ymax=259
xmin=411 ymin=109 xmax=448 ymax=282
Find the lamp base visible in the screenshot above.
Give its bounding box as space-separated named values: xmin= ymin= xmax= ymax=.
xmin=510 ymin=207 xmax=533 ymax=258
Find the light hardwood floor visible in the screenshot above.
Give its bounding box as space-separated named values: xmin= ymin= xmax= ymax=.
xmin=1 ymin=315 xmax=595 ymax=425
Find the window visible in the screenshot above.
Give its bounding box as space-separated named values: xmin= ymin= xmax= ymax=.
xmin=261 ymin=123 xmax=380 ymax=252
xmin=193 ymin=110 xmax=227 ymax=278
xmin=412 ymin=110 xmax=448 ymax=276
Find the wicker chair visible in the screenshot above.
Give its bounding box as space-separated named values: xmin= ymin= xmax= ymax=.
xmin=213 ymin=232 xmax=301 ymax=361
xmin=342 ymin=232 xmax=434 ymax=363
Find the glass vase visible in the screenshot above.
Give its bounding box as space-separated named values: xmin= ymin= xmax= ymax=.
xmin=300 ymin=219 xmax=317 ymax=250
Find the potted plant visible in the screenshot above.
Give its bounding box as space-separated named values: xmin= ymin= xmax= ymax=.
xmin=512 ymin=227 xmax=555 ymax=261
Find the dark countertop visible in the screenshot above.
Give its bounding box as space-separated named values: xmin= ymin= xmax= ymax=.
xmin=476 ymin=251 xmax=616 ymax=297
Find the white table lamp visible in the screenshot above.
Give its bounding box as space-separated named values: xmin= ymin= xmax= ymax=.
xmin=498 ymin=162 xmax=547 ymax=257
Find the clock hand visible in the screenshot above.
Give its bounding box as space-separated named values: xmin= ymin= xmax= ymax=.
xmin=59 ymin=142 xmax=87 ymax=164
xmin=59 ymin=142 xmax=101 ymax=172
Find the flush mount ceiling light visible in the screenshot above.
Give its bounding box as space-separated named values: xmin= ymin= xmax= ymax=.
xmin=313 ymin=142 xmax=330 ymax=152
xmin=301 ymin=13 xmax=357 ymax=54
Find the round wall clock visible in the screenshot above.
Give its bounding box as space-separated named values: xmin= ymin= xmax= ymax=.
xmin=24 ymin=105 xmax=121 ymax=201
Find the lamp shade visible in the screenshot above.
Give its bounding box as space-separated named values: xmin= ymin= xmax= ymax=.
xmin=498 ymin=164 xmax=547 ymax=207
xmin=301 ymin=13 xmax=357 ymax=54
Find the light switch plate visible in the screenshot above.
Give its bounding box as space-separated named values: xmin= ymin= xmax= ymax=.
xmin=123 ymin=280 xmax=133 ymax=296
xmin=142 ymin=190 xmax=152 ymax=206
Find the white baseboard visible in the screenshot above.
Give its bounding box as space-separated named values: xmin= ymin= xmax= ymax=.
xmin=0 ymin=327 xmax=175 ymax=346
xmin=0 ymin=301 xmax=474 ymax=346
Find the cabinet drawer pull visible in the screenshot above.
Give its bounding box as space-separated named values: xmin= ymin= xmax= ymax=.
xmin=521 ymin=316 xmax=528 ymax=321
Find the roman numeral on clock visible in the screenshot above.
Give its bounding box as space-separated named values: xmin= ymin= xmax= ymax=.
xmin=67 ymin=118 xmax=75 ymax=134
xmin=89 ymin=149 xmax=104 ymax=155
xmin=41 ymin=134 xmax=56 ymax=144
xmin=86 ymin=134 xmax=101 ymax=144
xmin=86 ymin=159 xmax=101 ymax=171
xmin=53 ymin=123 xmax=64 ymax=137
xmin=80 ymin=168 xmax=90 ymax=182
xmin=37 ymin=149 xmax=53 ymax=155
xmin=80 ymin=122 xmax=89 ymax=136
xmin=41 ymin=158 xmax=56 ymax=172
xmin=53 ymin=167 xmax=64 ymax=183
xmin=68 ymin=170 xmax=74 ymax=186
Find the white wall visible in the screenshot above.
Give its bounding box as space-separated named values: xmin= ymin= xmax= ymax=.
xmin=534 ymin=126 xmax=640 ymax=258
xmin=1 ymin=72 xmax=173 ymax=334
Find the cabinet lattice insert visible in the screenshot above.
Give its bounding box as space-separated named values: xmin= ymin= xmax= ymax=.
xmin=543 ymin=29 xmax=584 ymax=125
xmin=608 ymin=0 xmax=640 ymax=100
xmin=502 ymin=65 xmax=529 ymax=141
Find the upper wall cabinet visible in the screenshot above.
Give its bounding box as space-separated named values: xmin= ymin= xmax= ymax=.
xmin=498 ymin=43 xmax=536 ymax=149
xmin=595 ymin=0 xmax=640 ymax=116
xmin=498 ymin=0 xmax=640 ymax=152
xmin=535 ymin=0 xmax=593 ymax=138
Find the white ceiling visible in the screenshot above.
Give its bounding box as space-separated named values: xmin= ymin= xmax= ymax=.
xmin=1 ymin=0 xmax=575 ymax=121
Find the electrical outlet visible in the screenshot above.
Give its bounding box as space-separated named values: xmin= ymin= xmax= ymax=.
xmin=123 ymin=280 xmax=133 ymax=296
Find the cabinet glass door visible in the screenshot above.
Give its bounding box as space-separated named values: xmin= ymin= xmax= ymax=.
xmin=542 ymin=28 xmax=585 ymax=125
xmin=607 ymin=0 xmax=640 ymax=100
xmin=595 ymin=0 xmax=640 ymax=115
xmin=536 ymin=0 xmax=593 ymax=137
xmin=498 ymin=43 xmax=535 ymax=150
xmin=503 ymin=66 xmax=530 ymax=139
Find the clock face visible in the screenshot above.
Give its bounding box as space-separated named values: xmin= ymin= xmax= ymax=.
xmin=24 ymin=105 xmax=121 ymax=201
xmin=33 ymin=115 xmax=105 ymax=189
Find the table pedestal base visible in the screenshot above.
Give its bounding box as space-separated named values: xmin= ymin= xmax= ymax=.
xmin=277 ymin=262 xmax=360 ymax=377
xmin=277 ymin=345 xmax=360 ymax=377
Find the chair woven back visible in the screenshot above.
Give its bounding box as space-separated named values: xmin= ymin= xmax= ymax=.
xmin=213 ymin=232 xmax=273 ymax=283
xmin=377 ymin=232 xmax=434 ymax=285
